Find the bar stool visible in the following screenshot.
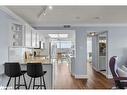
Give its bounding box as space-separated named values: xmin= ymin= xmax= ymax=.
xmin=4 ymin=62 xmax=27 ymax=89
xmin=27 ymin=63 xmax=47 ymax=89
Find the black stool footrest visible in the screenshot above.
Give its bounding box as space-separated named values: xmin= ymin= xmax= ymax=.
xmin=33 ymin=85 xmax=45 ymax=89
xmin=34 ymin=85 xmax=45 ymax=86
xmin=16 ymin=84 xmax=27 ymax=86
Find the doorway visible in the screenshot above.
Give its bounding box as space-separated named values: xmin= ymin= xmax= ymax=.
xmin=87 ymin=31 xmax=108 ymax=77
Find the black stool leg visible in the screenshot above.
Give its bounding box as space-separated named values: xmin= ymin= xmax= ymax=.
xmin=23 ymin=74 xmax=27 ymax=89
xmin=33 ymin=78 xmax=35 ymax=89
xmin=14 ymin=77 xmax=16 ymax=89
xmin=6 ymin=77 xmax=11 ymax=90
xmin=28 ymin=78 xmax=32 ymax=89
xmin=18 ymin=76 xmax=20 ymax=89
xmin=43 ymin=76 xmax=46 ymax=89
xmin=40 ymin=77 xmax=42 ymax=89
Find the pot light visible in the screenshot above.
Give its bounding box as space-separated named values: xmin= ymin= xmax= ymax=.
xmin=48 ymin=6 xmax=53 ymax=10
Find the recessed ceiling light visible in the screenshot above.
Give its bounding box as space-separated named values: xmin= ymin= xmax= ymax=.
xmin=48 ymin=6 xmax=53 ymax=10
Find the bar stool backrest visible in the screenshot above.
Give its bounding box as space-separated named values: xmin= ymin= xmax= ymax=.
xmin=5 ymin=62 xmax=21 ymax=77
xmin=27 ymin=63 xmax=43 ymax=78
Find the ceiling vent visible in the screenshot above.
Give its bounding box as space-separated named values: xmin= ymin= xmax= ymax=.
xmin=63 ymin=25 xmax=71 ymax=28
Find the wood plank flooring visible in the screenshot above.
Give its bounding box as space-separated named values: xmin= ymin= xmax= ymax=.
xmin=54 ymin=63 xmax=114 ymax=89
xmin=86 ymin=63 xmax=114 ymax=89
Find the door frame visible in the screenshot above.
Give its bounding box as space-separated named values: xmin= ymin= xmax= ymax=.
xmin=97 ymin=31 xmax=108 ymax=78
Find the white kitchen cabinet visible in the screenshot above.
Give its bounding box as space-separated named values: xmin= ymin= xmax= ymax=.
xmin=32 ymin=31 xmax=36 ymax=47
xmin=24 ymin=25 xmax=32 ymax=47
xmin=36 ymin=32 xmax=40 ymax=48
xmin=9 ymin=22 xmax=24 ymax=47
xmin=32 ymin=31 xmax=40 ymax=48
xmin=9 ymin=20 xmax=40 ymax=48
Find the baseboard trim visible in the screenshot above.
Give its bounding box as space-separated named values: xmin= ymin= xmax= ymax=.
xmin=75 ymin=75 xmax=88 ymax=79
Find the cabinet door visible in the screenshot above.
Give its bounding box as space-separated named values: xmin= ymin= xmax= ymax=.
xmin=25 ymin=25 xmax=32 ymax=47
xmin=32 ymin=31 xmax=36 ymax=47
xmin=36 ymin=33 xmax=40 ymax=48
xmin=10 ymin=23 xmax=24 ymax=47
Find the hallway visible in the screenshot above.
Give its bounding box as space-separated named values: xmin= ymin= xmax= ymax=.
xmin=54 ymin=63 xmax=114 ymax=89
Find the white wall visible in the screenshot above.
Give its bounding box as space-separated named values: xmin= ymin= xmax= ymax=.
xmin=0 ymin=11 xmax=10 ymax=74
xmin=107 ymin=28 xmax=127 ymax=77
xmin=75 ymin=28 xmax=87 ymax=78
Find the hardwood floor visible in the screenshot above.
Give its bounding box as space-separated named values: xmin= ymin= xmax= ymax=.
xmin=86 ymin=63 xmax=114 ymax=89
xmin=54 ymin=63 xmax=85 ymax=89
xmin=54 ymin=63 xmax=114 ymax=89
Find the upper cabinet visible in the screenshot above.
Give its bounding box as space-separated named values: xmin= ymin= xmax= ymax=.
xmin=32 ymin=30 xmax=36 ymax=48
xmin=24 ymin=25 xmax=41 ymax=48
xmin=2 ymin=7 xmax=42 ymax=48
xmin=9 ymin=22 xmax=24 ymax=47
xmin=36 ymin=32 xmax=40 ymax=48
xmin=24 ymin=24 xmax=32 ymax=47
xmin=9 ymin=22 xmax=40 ymax=48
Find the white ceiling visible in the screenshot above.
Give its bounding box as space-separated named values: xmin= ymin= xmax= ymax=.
xmin=6 ymin=6 xmax=127 ymax=27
